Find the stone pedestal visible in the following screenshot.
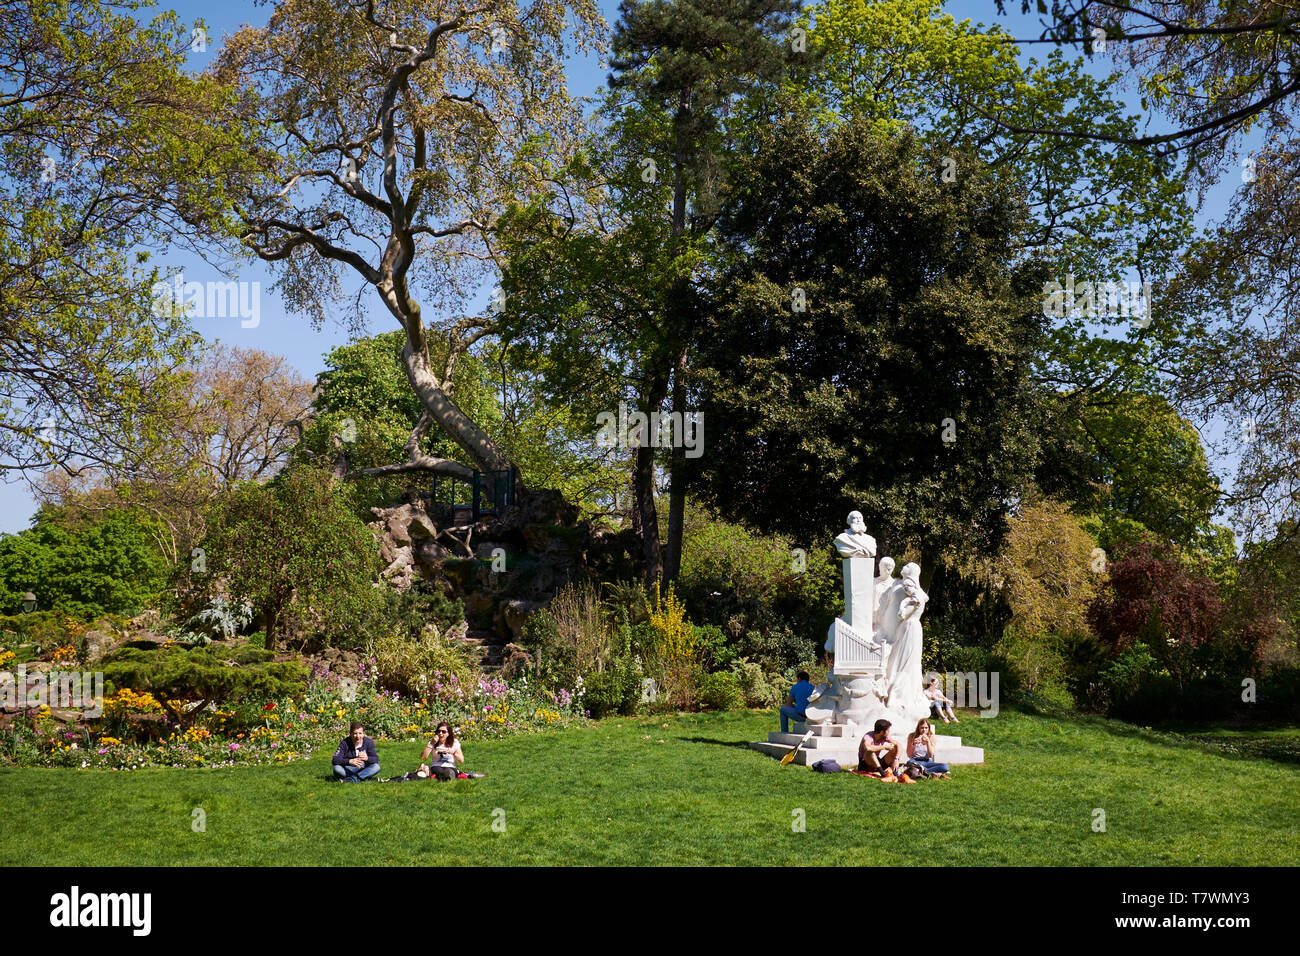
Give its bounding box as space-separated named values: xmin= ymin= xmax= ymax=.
xmin=841 ymin=555 xmax=873 ymax=635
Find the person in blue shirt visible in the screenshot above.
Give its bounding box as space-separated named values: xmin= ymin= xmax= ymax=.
xmin=780 ymin=671 xmax=815 ymax=733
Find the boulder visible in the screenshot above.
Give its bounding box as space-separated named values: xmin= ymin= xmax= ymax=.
xmin=128 ymin=609 xmax=162 ymax=631
xmin=382 ymin=545 xmax=414 ymax=578
xmin=499 ymin=643 xmax=533 ymax=680
xmin=407 ymin=511 xmax=439 ymax=542
xmin=82 ymin=630 xmax=118 ymax=663
xmin=502 ymin=599 xmax=544 ymax=642
xmin=463 ymin=591 xmax=496 ymax=618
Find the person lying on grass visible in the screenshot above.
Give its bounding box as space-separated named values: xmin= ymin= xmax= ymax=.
xmin=858 ymin=718 xmax=915 ymax=783
xmin=418 ymin=722 xmax=464 ymax=781
xmin=906 ymin=718 xmax=951 ymax=778
xmin=332 ymin=722 xmax=380 ymax=782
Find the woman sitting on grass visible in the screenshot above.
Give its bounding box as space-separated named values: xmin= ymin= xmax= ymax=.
xmin=906 ymin=718 xmax=951 ymax=778
xmin=419 ymin=722 xmax=464 ymax=781
xmin=925 ymin=677 xmax=958 ymax=723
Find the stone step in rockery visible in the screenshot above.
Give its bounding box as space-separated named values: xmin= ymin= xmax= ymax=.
xmin=749 ymin=728 xmax=984 ymax=767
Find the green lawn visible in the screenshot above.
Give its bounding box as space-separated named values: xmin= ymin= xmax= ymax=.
xmin=1 ymin=708 xmax=1297 ymax=865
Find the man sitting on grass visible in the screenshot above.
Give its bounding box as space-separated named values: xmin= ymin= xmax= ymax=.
xmin=332 ymin=722 xmax=380 ymax=782
xmin=858 ymin=718 xmax=913 ymax=783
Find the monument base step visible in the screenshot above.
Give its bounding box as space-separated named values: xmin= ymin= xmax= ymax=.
xmin=751 ymin=730 xmax=984 ymax=766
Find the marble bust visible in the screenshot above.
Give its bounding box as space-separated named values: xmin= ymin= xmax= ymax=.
xmin=833 ymin=511 xmax=877 ymax=560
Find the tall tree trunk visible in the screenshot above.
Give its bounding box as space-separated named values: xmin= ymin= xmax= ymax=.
xmin=635 ymin=379 xmax=668 ymax=583
xmin=263 ymin=606 xmax=278 ymax=653
xmin=635 ymin=441 xmax=663 ymax=583
xmin=664 ymin=352 xmax=688 ymax=582
xmin=400 ymin=341 xmax=510 ymax=475
xmin=661 ymin=87 xmax=692 ymax=583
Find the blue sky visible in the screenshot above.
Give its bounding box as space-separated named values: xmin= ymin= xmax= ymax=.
xmin=0 ymin=0 xmax=1251 ymax=533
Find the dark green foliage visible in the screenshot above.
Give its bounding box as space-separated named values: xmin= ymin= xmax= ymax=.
xmin=610 ymin=0 xmax=809 ymax=204
xmin=675 ymin=504 xmax=836 ymax=671
xmin=582 ymin=664 xmax=642 ymax=719
xmin=697 ymin=670 xmax=744 ymax=710
xmin=322 ymin=585 xmax=466 ymax=654
xmin=191 ymin=468 xmax=380 ymax=650
xmin=0 ymin=507 xmax=166 ymax=618
xmin=693 ymin=113 xmax=1048 ymax=570
xmin=100 ymin=644 xmax=307 ymax=730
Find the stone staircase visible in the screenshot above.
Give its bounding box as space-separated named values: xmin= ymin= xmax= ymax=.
xmin=750 ymin=724 xmax=984 ymax=767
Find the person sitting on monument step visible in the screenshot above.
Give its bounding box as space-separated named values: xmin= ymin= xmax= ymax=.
xmin=858 ymin=719 xmax=914 ymax=782
xmin=780 ymin=671 xmax=815 ymax=733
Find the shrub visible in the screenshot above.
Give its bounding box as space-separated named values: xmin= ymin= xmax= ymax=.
xmin=995 ymin=498 xmax=1102 ymax=637
xmin=369 ymin=622 xmax=477 ymax=698
xmin=191 ymin=468 xmax=381 ymax=650
xmin=99 ymin=644 xmax=308 ymax=731
xmin=1088 ymin=537 xmax=1223 ymax=688
xmin=675 ymin=503 xmax=839 ymax=670
xmin=697 ymin=671 xmax=744 ymax=711
xmin=647 ymin=583 xmax=702 ymax=711
xmin=992 ymin=628 xmax=1077 ymax=710
xmin=728 ymin=658 xmax=787 ymax=708
xmin=582 ymin=661 xmax=641 ymax=719
xmin=1092 ymin=642 xmax=1162 ymax=716
xmin=521 ymin=581 xmax=617 ymax=692
xmin=326 ymin=586 xmax=465 ymax=653
xmin=0 ymin=508 xmax=167 ymax=617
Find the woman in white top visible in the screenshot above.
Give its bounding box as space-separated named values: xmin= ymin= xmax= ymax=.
xmin=906 ymin=718 xmax=950 ymax=778
xmin=419 ymin=722 xmax=464 ymax=781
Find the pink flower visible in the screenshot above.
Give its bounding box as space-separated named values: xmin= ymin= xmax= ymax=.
xmin=229 ymin=743 xmax=240 ymax=751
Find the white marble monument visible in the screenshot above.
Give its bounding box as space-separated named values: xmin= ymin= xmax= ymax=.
xmin=751 ymin=511 xmax=984 ymax=766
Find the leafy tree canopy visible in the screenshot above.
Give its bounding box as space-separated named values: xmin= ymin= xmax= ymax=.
xmin=691 ymin=112 xmax=1048 ymax=572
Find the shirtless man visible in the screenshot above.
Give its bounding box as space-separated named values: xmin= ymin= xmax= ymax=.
xmin=858 ymin=718 xmax=906 ymax=781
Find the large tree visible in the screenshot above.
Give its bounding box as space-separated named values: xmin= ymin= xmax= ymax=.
xmin=691 ymin=113 xmax=1048 ymax=578
xmin=215 ymin=0 xmax=602 ymax=487
xmin=33 ymin=345 xmax=313 ymax=568
xmin=802 ymin=0 xmax=1194 ymax=401
xmin=992 ymin=0 xmax=1300 ymax=542
xmin=500 ymin=0 xmax=807 ymax=581
xmin=0 ymin=0 xmax=254 ymax=482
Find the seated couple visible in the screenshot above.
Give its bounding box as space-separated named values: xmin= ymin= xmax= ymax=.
xmin=858 ymin=718 xmax=950 ymax=783
xmin=331 ymin=720 xmax=467 ymax=782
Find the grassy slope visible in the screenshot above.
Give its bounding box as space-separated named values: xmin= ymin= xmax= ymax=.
xmin=1 ymin=708 xmax=1296 ymax=866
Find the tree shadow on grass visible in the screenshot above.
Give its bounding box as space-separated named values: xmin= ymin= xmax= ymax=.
xmin=679 ymin=736 xmax=754 ymax=750
xmin=1012 ymin=701 xmax=1300 ymax=766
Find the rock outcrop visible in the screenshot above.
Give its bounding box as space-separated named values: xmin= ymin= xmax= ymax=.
xmin=366 ymin=490 xmax=639 ymax=668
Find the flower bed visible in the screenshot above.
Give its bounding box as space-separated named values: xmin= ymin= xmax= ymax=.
xmin=0 ymin=664 xmax=588 ymax=770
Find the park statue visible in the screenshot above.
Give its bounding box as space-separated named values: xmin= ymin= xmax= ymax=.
xmin=833 ymin=510 xmax=877 ymax=559
xmin=753 ymin=514 xmax=983 ymax=767
xmin=879 ymin=562 xmax=931 ymax=725
xmin=873 ymin=556 xmax=898 ymax=647
xmin=808 ymin=513 xmax=930 ymax=734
